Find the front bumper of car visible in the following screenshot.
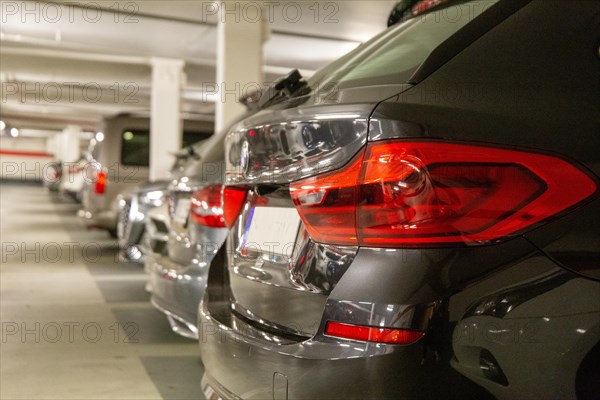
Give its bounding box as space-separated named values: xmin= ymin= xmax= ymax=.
xmin=117 ymin=190 xmax=165 ymax=263
xmin=77 ymin=208 xmax=117 ymax=231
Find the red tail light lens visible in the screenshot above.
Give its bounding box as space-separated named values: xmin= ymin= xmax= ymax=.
xmin=325 ymin=321 xmax=424 ymax=345
xmin=190 ymin=184 xmax=225 ymax=228
xmin=94 ymin=171 xmax=107 ymax=194
xmin=223 ymin=186 xmax=249 ymax=227
xmin=291 ymin=141 xmax=597 ymax=247
xmin=290 ymin=151 xmax=364 ymax=245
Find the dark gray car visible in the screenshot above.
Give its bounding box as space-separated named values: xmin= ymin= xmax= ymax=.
xmin=199 ymin=1 xmax=600 ymax=399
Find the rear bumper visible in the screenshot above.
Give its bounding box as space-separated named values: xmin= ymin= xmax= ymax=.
xmin=147 ymin=252 xmax=209 ymax=339
xmin=198 ymin=299 xmax=428 ymax=400
xmin=199 ymin=238 xmax=600 ymax=400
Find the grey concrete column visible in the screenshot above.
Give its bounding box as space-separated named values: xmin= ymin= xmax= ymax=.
xmin=150 ymin=57 xmax=185 ymax=181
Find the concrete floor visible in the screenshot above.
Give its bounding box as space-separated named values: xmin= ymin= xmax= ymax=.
xmin=0 ymin=183 xmax=206 ymax=400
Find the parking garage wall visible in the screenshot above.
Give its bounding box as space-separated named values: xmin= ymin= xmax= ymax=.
xmin=0 ymin=136 xmax=53 ymax=182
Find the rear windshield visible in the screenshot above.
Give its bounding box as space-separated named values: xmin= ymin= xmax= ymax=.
xmin=309 ymin=0 xmax=498 ymax=89
xmin=120 ymin=130 xmax=212 ymax=167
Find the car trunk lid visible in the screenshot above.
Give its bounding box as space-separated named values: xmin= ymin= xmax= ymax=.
xmin=224 ymin=103 xmax=378 ymax=337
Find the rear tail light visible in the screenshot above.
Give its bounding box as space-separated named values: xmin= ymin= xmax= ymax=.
xmin=190 ymin=184 xmax=226 ymax=228
xmin=412 ymin=0 xmax=451 ymax=17
xmin=223 ymin=187 xmax=248 ymax=227
xmin=291 ymin=152 xmax=363 ymax=245
xmin=94 ymin=171 xmax=107 ymax=194
xmin=325 ymin=321 xmax=424 ymax=345
xmin=291 ymin=141 xmax=597 ymax=247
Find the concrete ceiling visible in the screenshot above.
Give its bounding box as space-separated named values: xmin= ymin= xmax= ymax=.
xmin=0 ymin=0 xmax=396 ymax=135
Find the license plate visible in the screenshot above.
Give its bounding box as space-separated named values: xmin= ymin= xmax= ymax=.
xmin=242 ymin=207 xmax=301 ymax=258
xmin=173 ymin=198 xmax=191 ymax=225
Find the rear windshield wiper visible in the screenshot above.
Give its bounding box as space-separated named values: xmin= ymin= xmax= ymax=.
xmin=258 ymin=69 xmax=311 ymax=110
xmin=172 ymin=146 xmax=200 ymax=161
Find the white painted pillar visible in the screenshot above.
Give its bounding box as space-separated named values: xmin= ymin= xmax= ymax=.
xmin=60 ymin=125 xmax=81 ymax=163
xmin=215 ymin=2 xmax=266 ymax=134
xmin=150 ymin=57 xmax=184 ymax=181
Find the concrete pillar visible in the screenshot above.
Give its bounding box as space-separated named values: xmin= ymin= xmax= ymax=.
xmin=150 ymin=57 xmax=184 ymax=181
xmin=215 ymin=2 xmax=266 ymax=134
xmin=59 ymin=125 xmax=81 ymax=163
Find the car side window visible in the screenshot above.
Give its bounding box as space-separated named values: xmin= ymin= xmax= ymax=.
xmin=182 ymin=131 xmax=212 ymax=148
xmin=120 ymin=130 xmax=212 ymax=167
xmin=121 ymin=129 xmax=150 ymax=167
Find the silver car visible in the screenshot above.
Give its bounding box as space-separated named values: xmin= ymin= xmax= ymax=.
xmin=145 ymin=134 xmax=228 ymax=338
xmin=117 ymin=144 xmax=207 ymax=263
xmin=79 ymin=113 xmax=212 ymax=237
xmin=117 ymin=181 xmax=169 ymax=262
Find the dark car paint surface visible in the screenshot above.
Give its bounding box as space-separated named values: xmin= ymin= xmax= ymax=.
xmin=199 ymin=1 xmax=600 ymax=399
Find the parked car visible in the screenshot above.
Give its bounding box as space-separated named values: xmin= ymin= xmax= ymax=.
xmin=199 ymin=1 xmax=600 ymax=399
xmin=59 ymin=153 xmax=90 ymax=203
xmin=117 ymin=181 xmax=169 ymax=262
xmin=141 ymin=202 xmax=170 ymax=263
xmin=78 ymin=113 xmax=213 ymax=237
xmin=387 ymin=0 xmax=421 ymax=26
xmin=117 ymin=144 xmax=205 ymax=263
xmin=145 ymin=132 xmax=227 ymax=338
xmin=43 ymin=161 xmax=62 ymax=192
